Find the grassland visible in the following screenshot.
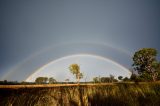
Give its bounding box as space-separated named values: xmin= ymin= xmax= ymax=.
xmin=1 ymin=82 xmax=160 ymax=106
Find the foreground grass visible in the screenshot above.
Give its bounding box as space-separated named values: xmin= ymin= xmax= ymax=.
xmin=0 ymin=83 xmax=160 ymax=106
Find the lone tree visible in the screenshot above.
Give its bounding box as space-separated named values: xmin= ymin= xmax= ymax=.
xmin=69 ymin=64 xmax=83 ymax=84
xmin=132 ymin=48 xmax=159 ymax=81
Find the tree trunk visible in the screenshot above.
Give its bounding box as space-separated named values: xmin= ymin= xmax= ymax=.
xmin=77 ymin=73 xmax=80 ymax=84
xmin=152 ymin=72 xmax=158 ymax=82
xmin=77 ymin=75 xmax=80 ymax=84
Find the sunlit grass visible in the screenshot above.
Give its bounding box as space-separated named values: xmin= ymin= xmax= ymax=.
xmin=1 ymin=83 xmax=160 ymax=106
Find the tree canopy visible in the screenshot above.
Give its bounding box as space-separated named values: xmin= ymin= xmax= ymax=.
xmin=118 ymin=76 xmax=123 ymax=80
xmin=35 ymin=77 xmax=48 ymax=84
xmin=48 ymin=77 xmax=57 ymax=84
xmin=93 ymin=75 xmax=118 ymax=83
xmin=132 ymin=48 xmax=159 ymax=81
xmin=69 ymin=64 xmax=83 ymax=83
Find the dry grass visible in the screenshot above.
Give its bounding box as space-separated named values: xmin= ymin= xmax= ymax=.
xmin=1 ymin=82 xmax=160 ymax=106
xmin=0 ymin=83 xmax=116 ymax=88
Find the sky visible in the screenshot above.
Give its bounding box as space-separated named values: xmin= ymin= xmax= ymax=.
xmin=0 ymin=0 xmax=160 ymax=81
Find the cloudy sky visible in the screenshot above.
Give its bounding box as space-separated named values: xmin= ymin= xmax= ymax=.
xmin=0 ymin=0 xmax=160 ymax=81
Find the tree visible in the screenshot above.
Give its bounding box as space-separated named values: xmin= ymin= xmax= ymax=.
xmin=118 ymin=76 xmax=123 ymax=80
xmin=156 ymin=63 xmax=160 ymax=80
xmin=35 ymin=77 xmax=48 ymax=84
xmin=48 ymin=77 xmax=56 ymax=84
xmin=69 ymin=64 xmax=83 ymax=84
xmin=65 ymin=79 xmax=69 ymax=83
xmin=132 ymin=48 xmax=158 ymax=81
xmin=130 ymin=73 xmax=137 ymax=81
xmin=99 ymin=75 xmax=118 ymax=83
xmin=110 ymin=74 xmax=115 ymax=83
xmin=100 ymin=77 xmax=111 ymax=83
xmin=93 ymin=77 xmax=100 ymax=83
xmin=123 ymin=77 xmax=130 ymax=82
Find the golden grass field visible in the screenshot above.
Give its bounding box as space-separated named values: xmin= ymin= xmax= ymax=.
xmin=1 ymin=82 xmax=160 ymax=106
xmin=0 ymin=83 xmax=116 ymax=88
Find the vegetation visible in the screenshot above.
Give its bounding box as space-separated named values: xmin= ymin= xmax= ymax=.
xmin=69 ymin=64 xmax=83 ymax=84
xmin=118 ymin=76 xmax=123 ymax=80
xmin=1 ymin=83 xmax=160 ymax=106
xmin=132 ymin=48 xmax=160 ymax=82
xmin=93 ymin=75 xmax=118 ymax=83
xmin=35 ymin=77 xmax=48 ymax=84
xmin=35 ymin=77 xmax=57 ymax=84
xmin=93 ymin=77 xmax=100 ymax=83
xmin=0 ymin=80 xmax=19 ymax=85
xmin=48 ymin=77 xmax=57 ymax=84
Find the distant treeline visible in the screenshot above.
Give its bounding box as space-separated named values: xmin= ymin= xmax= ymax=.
xmin=0 ymin=80 xmax=94 ymax=85
xmin=0 ymin=80 xmax=19 ymax=85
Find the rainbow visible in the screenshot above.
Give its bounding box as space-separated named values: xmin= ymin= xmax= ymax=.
xmin=25 ymin=54 xmax=131 ymax=81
